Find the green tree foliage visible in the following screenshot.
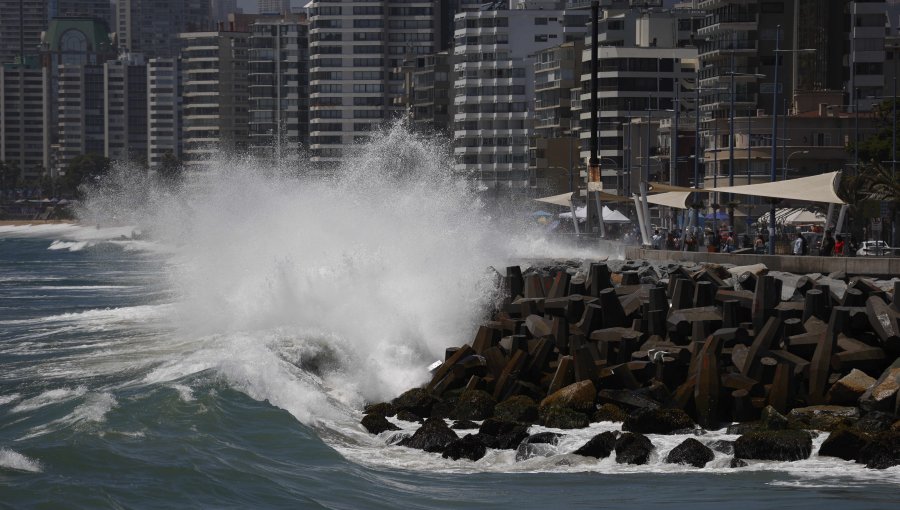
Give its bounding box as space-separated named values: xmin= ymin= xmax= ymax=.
xmin=851 ymin=98 xmax=900 ymax=164
xmin=60 ymin=154 xmax=111 ymax=196
xmin=0 ymin=160 xmax=21 ymax=193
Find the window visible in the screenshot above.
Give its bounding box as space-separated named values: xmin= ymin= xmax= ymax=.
xmin=535 ymin=17 xmax=548 ymax=25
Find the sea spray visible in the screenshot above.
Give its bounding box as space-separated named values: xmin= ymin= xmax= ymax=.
xmin=76 ymin=124 xmax=568 ymax=424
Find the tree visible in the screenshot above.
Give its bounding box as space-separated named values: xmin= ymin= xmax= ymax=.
xmin=851 ymin=98 xmax=900 ymax=164
xmin=0 ymin=160 xmax=21 ymax=196
xmin=60 ymin=154 xmax=111 ymax=197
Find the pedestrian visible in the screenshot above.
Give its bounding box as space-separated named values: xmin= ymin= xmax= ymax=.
xmin=820 ymin=229 xmax=835 ymax=257
xmin=793 ymin=232 xmax=806 ymax=255
xmin=754 ymin=234 xmax=765 ymax=254
xmin=652 ymin=230 xmax=662 ymax=250
xmin=834 ymin=234 xmax=845 ymax=257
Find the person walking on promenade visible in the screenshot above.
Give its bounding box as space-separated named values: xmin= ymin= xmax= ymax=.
xmin=834 ymin=234 xmax=845 ymax=257
xmin=793 ymin=232 xmax=806 ymax=255
xmin=820 ymin=230 xmax=835 ymax=257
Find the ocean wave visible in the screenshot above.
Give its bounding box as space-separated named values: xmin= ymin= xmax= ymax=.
xmin=0 ymin=448 xmax=42 ymax=473
xmin=11 ymin=386 xmax=88 ymax=413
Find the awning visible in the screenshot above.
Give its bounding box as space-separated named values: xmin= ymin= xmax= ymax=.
xmin=646 ymin=191 xmax=692 ymax=210
xmin=534 ymin=192 xmax=575 ymax=207
xmin=710 ymin=171 xmax=845 ymax=205
xmin=648 ymin=182 xmax=705 ymax=193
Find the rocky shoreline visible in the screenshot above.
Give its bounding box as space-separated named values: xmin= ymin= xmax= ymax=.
xmin=361 ymin=259 xmax=900 ymax=469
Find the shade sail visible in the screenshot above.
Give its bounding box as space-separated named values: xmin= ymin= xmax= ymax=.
xmin=709 ymin=171 xmax=845 ymax=205
xmin=534 ymin=192 xmax=574 ymax=207
xmin=559 ymin=206 xmax=631 ymax=223
xmin=646 ymin=191 xmax=692 ymax=209
xmin=648 ymin=182 xmax=705 ymax=193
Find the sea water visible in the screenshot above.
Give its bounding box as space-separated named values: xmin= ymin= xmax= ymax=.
xmin=0 ymin=127 xmax=897 ymax=508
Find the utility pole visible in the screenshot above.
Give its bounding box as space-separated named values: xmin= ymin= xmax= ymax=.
xmin=768 ymin=26 xmax=781 ymax=255
xmin=589 ymin=0 xmax=604 ymax=237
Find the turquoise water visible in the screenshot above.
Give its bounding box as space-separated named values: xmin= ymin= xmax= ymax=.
xmin=1 ymin=228 xmax=898 ymax=509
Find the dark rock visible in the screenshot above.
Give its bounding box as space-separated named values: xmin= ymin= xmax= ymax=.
xmin=730 ymin=458 xmax=748 ymax=468
xmin=787 ymin=405 xmax=860 ymax=432
xmin=442 ymin=434 xmax=487 ymax=462
xmin=451 ymin=419 xmax=479 ymax=430
xmin=853 ymin=411 xmax=897 ymax=434
xmin=396 ymin=410 xmax=423 ymax=423
xmin=856 ymin=430 xmax=900 ymax=469
xmin=819 ymin=428 xmax=871 ymax=461
xmin=759 ymin=405 xmax=788 ymax=431
xmin=541 ymin=407 xmax=590 ymax=429
xmin=398 ymin=418 xmax=458 ymax=453
xmin=726 ymin=423 xmax=759 ymax=435
xmin=451 ymin=389 xmax=496 ymax=421
xmin=478 ymin=418 xmax=529 ymax=449
xmin=574 ymin=431 xmax=619 ymax=459
xmin=363 ymin=402 xmax=395 ymax=417
xmin=429 ymin=398 xmax=456 ymax=420
xmin=615 ymin=432 xmax=655 ymax=465
xmin=706 ymin=439 xmax=735 ymax=455
xmin=494 ymin=395 xmax=539 ymax=424
xmin=592 ymin=403 xmax=627 ymax=423
xmin=623 ymin=408 xmax=695 ymax=435
xmin=827 ymin=369 xmax=876 ymax=406
xmin=515 ymin=432 xmax=563 ymax=461
xmin=361 ymin=413 xmax=400 ymax=435
xmin=734 ymin=430 xmax=813 ymax=461
xmin=666 ymin=438 xmax=715 ymax=468
xmin=392 ymin=388 xmax=435 ymax=418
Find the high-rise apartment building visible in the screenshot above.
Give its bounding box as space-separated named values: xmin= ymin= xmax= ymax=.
xmin=0 ymin=59 xmax=50 ymax=180
xmin=51 ymin=1 xmax=114 ymax=27
xmin=55 ymin=63 xmax=106 ymax=174
xmin=399 ymin=51 xmax=455 ymax=136
xmin=306 ymin=0 xmax=445 ymax=164
xmin=452 ymin=3 xmax=586 ymax=192
xmin=210 ymin=0 xmax=240 ymax=25
xmin=147 ymin=57 xmax=182 ymax=171
xmin=104 ymin=53 xmax=148 ymax=164
xmin=258 ymin=0 xmax=291 ymax=14
xmin=0 ymin=1 xmax=48 ymax=64
xmin=248 ymin=15 xmax=309 ymax=163
xmin=179 ymin=30 xmax=250 ymax=169
xmin=848 ymin=0 xmax=888 ymax=111
xmin=116 ymin=0 xmax=211 ymax=58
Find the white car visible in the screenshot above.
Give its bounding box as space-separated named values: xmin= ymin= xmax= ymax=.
xmin=857 ymin=240 xmax=894 ymax=256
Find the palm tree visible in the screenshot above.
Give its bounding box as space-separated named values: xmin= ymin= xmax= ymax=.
xmin=857 ymin=162 xmax=900 ymax=202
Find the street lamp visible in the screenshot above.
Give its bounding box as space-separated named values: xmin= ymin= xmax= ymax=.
xmin=782 ymin=150 xmax=809 ymax=181
xmin=767 ymin=27 xmax=814 ymax=255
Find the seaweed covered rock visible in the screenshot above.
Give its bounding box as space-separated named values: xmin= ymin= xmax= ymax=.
xmin=734 ymin=430 xmax=813 ymax=461
xmin=573 ymin=431 xmax=618 ymax=459
xmin=856 ymin=430 xmax=900 ymax=469
xmin=398 ymin=418 xmax=458 ymax=453
xmin=541 ymin=407 xmax=590 ymax=429
xmin=392 ymin=388 xmax=435 ymax=418
xmin=592 ymin=403 xmax=627 ymax=423
xmin=442 ymin=434 xmax=487 ymax=462
xmin=451 ymin=389 xmax=496 ymax=421
xmin=494 ymin=395 xmax=539 ymax=424
xmin=540 ymin=380 xmax=597 ymax=414
xmin=819 ymin=428 xmax=871 ymax=461
xmin=361 ymin=413 xmax=400 ymax=435
xmin=759 ymin=405 xmax=788 ymax=431
xmin=787 ymin=405 xmax=859 ymax=432
xmin=615 ymin=432 xmax=654 ymax=465
xmin=623 ymin=408 xmax=694 ymax=435
xmin=665 ymin=438 xmax=715 ymax=468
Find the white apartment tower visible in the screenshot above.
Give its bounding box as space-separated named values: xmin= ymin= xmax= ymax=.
xmin=147 ymin=58 xmax=181 ymax=171
xmin=104 ymin=53 xmax=148 ymax=164
xmin=453 ymin=3 xmax=585 ymax=191
xmin=179 ymin=31 xmax=250 ymax=169
xmin=0 ymin=60 xmax=50 ymax=180
xmin=248 ymin=16 xmax=309 ymax=163
xmin=306 ymin=0 xmax=443 ymax=164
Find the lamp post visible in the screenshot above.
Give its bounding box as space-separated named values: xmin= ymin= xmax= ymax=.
xmin=782 ymin=150 xmax=809 ymax=181
xmin=767 ymin=26 xmax=781 ymax=255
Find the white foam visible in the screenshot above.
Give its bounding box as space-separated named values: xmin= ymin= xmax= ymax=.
xmin=48 ymin=240 xmax=93 ymax=252
xmin=0 ymin=448 xmax=42 ymax=473
xmin=0 ymin=393 xmax=21 ymax=406
xmin=11 ymin=386 xmax=88 ymax=413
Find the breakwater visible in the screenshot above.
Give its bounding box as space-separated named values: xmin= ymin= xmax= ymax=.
xmin=361 ymin=259 xmax=900 ymax=469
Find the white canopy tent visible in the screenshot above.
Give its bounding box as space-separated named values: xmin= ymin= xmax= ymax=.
xmin=559 ymin=206 xmax=631 ymax=224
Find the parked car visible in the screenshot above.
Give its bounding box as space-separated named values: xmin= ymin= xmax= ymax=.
xmin=856 ymin=240 xmax=894 ymax=256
